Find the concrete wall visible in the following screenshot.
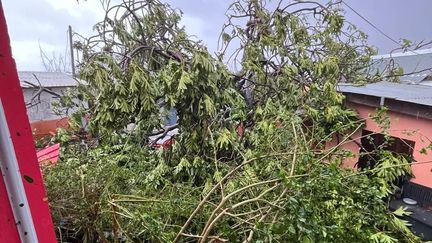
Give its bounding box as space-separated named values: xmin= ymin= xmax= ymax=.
xmin=331 ymin=101 xmax=432 ymax=188
xmin=22 ymin=87 xmax=68 ymax=122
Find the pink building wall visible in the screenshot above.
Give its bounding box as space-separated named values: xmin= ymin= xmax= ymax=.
xmin=333 ymin=101 xmax=432 ymax=188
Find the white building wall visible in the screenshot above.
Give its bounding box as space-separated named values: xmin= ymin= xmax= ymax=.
xmin=22 ymin=87 xmax=69 ymax=122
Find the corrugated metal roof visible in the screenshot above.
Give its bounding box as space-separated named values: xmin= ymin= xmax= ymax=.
xmin=370 ymin=49 xmax=432 ymax=84
xmin=338 ymin=81 xmax=432 ymax=106
xmin=373 ymin=48 xmax=432 ymax=59
xmin=18 ymin=71 xmax=79 ymax=88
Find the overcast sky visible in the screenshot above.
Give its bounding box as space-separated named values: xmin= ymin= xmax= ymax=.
xmin=3 ymin=0 xmax=432 ymax=71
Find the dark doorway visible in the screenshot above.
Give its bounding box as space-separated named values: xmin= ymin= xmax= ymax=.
xmin=357 ymin=130 xmax=415 ymax=170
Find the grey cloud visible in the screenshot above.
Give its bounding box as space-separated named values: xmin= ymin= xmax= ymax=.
xmin=3 ymin=0 xmax=432 ymax=70
xmin=3 ymin=0 xmax=101 ymax=70
xmin=4 ymin=1 xmax=97 ymax=45
xmin=344 ymin=0 xmax=432 ymax=53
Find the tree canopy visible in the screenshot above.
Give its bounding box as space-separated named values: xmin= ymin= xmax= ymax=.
xmin=44 ymin=0 xmax=422 ymax=242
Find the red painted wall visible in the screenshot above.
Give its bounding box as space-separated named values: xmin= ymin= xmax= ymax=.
xmin=31 ymin=118 xmax=69 ymax=139
xmin=0 ymin=2 xmax=57 ymax=242
xmin=330 ymin=101 xmax=432 ymax=188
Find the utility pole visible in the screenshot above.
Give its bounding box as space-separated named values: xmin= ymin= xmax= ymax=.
xmin=68 ymin=25 xmax=75 ymax=77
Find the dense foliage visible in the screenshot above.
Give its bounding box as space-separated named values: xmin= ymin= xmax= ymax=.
xmin=44 ymin=0 xmax=422 ymax=242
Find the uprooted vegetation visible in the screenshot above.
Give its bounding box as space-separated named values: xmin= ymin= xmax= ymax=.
xmin=43 ymin=0 xmax=422 ymax=242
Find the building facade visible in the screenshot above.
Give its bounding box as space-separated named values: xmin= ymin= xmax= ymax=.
xmin=18 ymin=71 xmax=79 ymax=138
xmin=336 ymin=82 xmax=432 ymax=240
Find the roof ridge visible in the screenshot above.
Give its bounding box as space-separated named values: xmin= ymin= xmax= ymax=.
xmin=372 ymin=48 xmax=432 ymax=59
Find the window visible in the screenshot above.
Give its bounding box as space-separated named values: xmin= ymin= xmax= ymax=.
xmin=357 ymin=130 xmax=415 ymax=170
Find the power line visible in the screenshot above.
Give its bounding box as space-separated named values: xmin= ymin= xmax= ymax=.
xmin=342 ymin=1 xmax=401 ymax=46
xmin=342 ymin=1 xmax=421 ymax=55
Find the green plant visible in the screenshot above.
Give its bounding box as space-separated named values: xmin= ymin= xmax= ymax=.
xmin=44 ymin=0 xmax=422 ymax=242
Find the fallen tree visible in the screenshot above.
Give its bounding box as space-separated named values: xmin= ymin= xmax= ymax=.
xmin=44 ymin=0 xmax=422 ymax=242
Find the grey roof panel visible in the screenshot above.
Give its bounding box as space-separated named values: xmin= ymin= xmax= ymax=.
xmin=370 ymin=49 xmax=432 ymax=84
xmin=338 ymin=81 xmax=432 ymax=106
xmin=18 ymin=71 xmax=79 ymax=88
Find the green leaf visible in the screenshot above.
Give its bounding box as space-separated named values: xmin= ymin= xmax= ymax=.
xmin=393 ymin=206 xmax=412 ymax=217
xmin=178 ymin=70 xmax=191 ymax=92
